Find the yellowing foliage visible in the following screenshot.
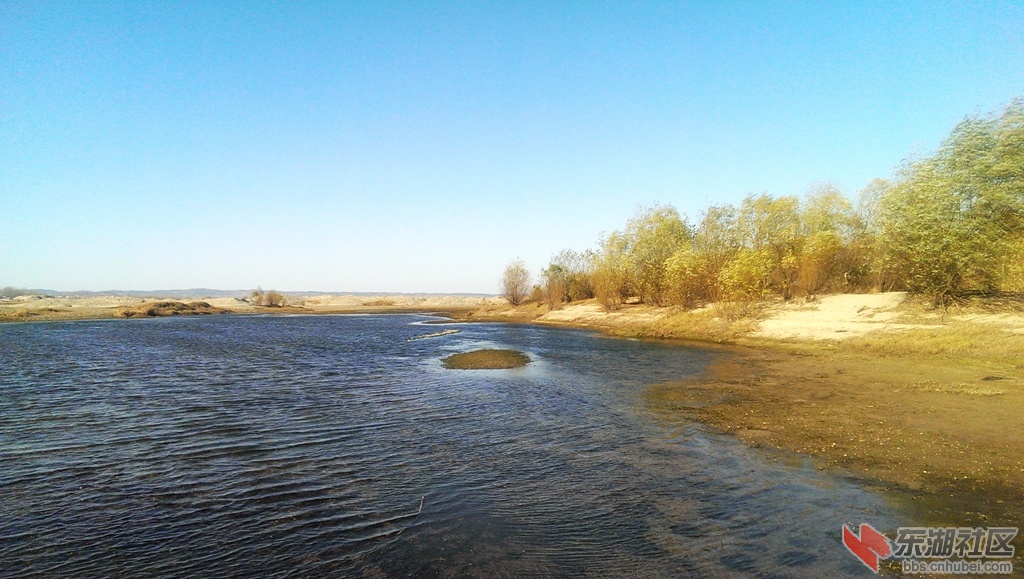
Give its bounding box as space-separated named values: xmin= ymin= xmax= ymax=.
xmin=509 ymin=98 xmax=1024 ymax=309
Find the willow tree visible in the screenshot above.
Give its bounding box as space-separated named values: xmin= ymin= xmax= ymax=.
xmin=799 ymin=184 xmax=857 ymax=296
xmin=621 ymin=204 xmax=692 ymax=305
xmin=664 ymin=246 xmax=705 ymax=307
xmin=736 ymin=194 xmax=802 ymax=299
xmin=592 ymin=231 xmax=629 ymax=310
xmin=541 ymin=249 xmax=594 ymax=306
xmin=850 ymin=178 xmax=891 ymax=291
xmin=881 ymin=100 xmax=1024 ymax=303
xmin=665 ymin=204 xmax=741 ymax=306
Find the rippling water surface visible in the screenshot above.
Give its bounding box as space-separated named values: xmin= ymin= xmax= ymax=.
xmin=1 ymin=315 xmax=900 ymax=577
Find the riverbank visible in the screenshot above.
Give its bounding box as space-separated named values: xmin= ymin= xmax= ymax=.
xmin=459 ymin=293 xmax=1024 ymax=546
xmin=650 ymin=345 xmax=1024 ymax=521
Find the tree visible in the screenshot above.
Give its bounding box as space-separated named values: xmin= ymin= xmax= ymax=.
xmin=659 ymin=206 xmax=746 ymax=308
xmin=621 ymin=204 xmax=692 ymax=305
xmin=502 ymin=260 xmax=531 ymax=306
xmin=591 ymin=205 xmax=691 ymax=309
xmin=541 ymin=249 xmax=594 ymax=307
xmin=849 ymin=179 xmax=891 ymax=291
xmin=718 ymin=248 xmax=775 ymax=302
xmin=733 ymin=194 xmax=804 ymax=299
xmin=798 ymin=184 xmax=856 ymax=296
xmin=540 ymin=264 xmax=566 ymax=308
xmin=592 ymin=231 xmax=629 ymax=310
xmin=880 ymin=100 xmax=1024 ymax=303
xmin=251 ymin=286 xmax=285 ymax=307
xmin=694 ymin=204 xmax=741 ymax=269
xmin=497 ymin=98 xmax=1024 ymax=310
xmin=664 ymin=246 xmax=706 ymax=307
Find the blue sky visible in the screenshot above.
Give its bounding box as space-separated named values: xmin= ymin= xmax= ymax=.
xmin=2 ymin=1 xmax=1022 ymax=293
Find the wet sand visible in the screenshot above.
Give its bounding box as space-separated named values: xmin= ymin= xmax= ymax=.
xmin=644 ymin=347 xmax=1024 ymax=528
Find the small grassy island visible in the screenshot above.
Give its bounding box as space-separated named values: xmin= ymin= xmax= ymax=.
xmin=442 ymin=349 xmax=530 ymax=370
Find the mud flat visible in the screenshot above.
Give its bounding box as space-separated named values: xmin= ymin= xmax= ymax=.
xmin=443 ymin=349 xmax=530 ymax=369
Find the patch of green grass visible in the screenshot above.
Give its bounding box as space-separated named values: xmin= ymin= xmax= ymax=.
xmin=443 ymin=349 xmax=530 ymax=369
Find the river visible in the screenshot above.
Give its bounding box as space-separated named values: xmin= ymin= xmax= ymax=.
xmin=0 ymin=314 xmax=903 ymax=577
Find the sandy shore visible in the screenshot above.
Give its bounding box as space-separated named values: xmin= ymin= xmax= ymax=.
xmin=453 ymin=292 xmax=933 ymax=336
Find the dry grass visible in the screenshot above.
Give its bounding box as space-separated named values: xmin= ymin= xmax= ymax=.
xmin=889 ymin=294 xmax=947 ymax=325
xmin=899 ymin=380 xmax=1008 ymax=396
xmin=617 ymin=306 xmax=762 ymax=343
xmin=956 ymin=291 xmax=1024 ymax=314
xmin=839 ymin=322 xmax=1024 ymax=364
xmin=117 ymin=301 xmax=228 ymax=318
xmin=0 ymin=309 xmax=38 ymax=319
xmin=891 ymin=292 xmax=1024 ymax=321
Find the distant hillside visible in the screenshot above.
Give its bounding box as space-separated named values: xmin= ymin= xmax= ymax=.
xmin=0 ymin=289 xmax=251 ymax=299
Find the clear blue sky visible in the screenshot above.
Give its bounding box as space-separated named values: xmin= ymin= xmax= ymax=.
xmin=2 ymin=1 xmax=1022 ymax=293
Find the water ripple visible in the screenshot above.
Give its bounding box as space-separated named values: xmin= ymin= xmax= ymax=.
xmin=1 ymin=315 xmax=902 ymax=577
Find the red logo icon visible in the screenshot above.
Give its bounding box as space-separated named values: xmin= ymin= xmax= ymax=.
xmin=843 ymin=523 xmax=893 ymax=573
